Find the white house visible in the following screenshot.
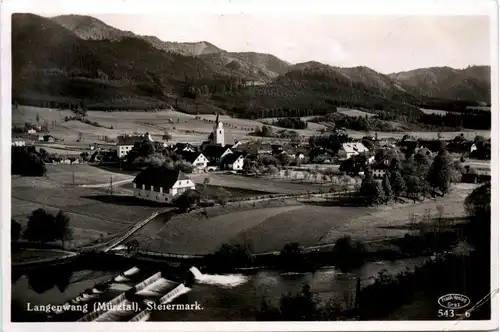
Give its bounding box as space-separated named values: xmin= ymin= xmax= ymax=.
xmin=117 ymin=133 xmax=152 ymax=158
xmin=27 ymin=128 xmax=37 ymax=135
xmin=12 ymin=139 xmax=26 ymax=147
xmin=372 ymin=163 xmax=390 ymax=179
xmin=221 ymin=153 xmax=245 ymax=171
xmin=132 ymin=168 xmax=196 ymax=203
xmin=179 ymin=151 xmax=209 ymax=171
xmin=338 ymin=142 xmax=369 ymax=159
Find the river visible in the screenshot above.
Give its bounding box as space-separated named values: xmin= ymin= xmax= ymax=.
xmin=11 ymin=256 xmax=428 ymax=321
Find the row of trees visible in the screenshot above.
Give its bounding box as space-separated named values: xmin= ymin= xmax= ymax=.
xmin=418 ymin=112 xmax=491 ymax=130
xmin=12 ymin=208 xmax=73 ymax=246
xmin=272 ymin=117 xmax=308 ymax=130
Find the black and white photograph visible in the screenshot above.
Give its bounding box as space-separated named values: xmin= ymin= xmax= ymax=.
xmin=2 ymin=0 xmax=498 ymax=330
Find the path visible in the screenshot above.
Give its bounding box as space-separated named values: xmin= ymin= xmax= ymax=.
xmin=79 ymin=178 xmax=134 ymax=188
xmin=12 ymin=249 xmax=78 ymax=267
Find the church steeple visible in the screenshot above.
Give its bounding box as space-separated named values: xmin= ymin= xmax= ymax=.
xmin=213 ymin=112 xmax=225 ymax=146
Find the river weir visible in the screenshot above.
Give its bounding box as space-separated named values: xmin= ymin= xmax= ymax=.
xmin=22 ymin=266 xmax=195 ymax=322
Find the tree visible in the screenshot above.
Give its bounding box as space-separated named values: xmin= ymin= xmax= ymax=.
xmin=175 ymin=189 xmax=200 ymax=212
xmin=279 ymin=242 xmax=306 ymax=271
xmin=22 ymin=209 xmax=58 ymax=243
xmin=11 ymin=219 xmax=21 ymax=241
xmin=202 ymin=177 xmax=211 ymax=202
xmin=406 ymin=175 xmax=421 ymax=203
xmin=427 ymin=150 xmax=453 ymax=196
xmin=163 ymin=131 xmax=172 ymax=141
xmin=382 ymin=173 xmax=393 ymax=203
xmin=36 ymin=112 xmax=40 ymax=124
xmin=389 ymin=169 xmax=406 ymax=201
xmin=274 ymin=283 xmax=320 ymax=321
xmin=359 ymin=170 xmax=385 ymax=205
xmin=54 ymin=211 xmax=72 ymax=247
xmin=279 ymin=153 xmax=291 ymax=166
xmin=215 ymin=187 xmax=230 ymax=207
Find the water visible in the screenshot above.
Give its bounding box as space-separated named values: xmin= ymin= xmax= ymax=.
xmin=12 ymin=257 xmax=428 ymax=321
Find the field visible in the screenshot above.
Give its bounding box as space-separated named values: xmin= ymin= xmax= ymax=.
xmin=13 ymin=106 xmax=491 ymax=148
xmin=420 ymin=108 xmax=453 ymax=116
xmin=131 ymin=183 xmax=478 ymax=255
xmin=11 ymin=166 xmax=158 ymax=247
xmin=337 ymin=107 xmax=376 ymax=118
xmin=189 ymin=172 xmax=335 ymax=194
xmin=14 ymin=105 xmax=321 ymax=145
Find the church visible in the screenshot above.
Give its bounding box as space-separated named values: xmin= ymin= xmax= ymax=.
xmin=212 ymin=113 xmax=225 ymax=146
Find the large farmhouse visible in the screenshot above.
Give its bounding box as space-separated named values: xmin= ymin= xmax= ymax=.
xmin=132 ymin=168 xmax=196 ymax=203
xmin=338 ymin=142 xmax=369 ymax=159
xmin=117 ymin=133 xmax=152 ymax=158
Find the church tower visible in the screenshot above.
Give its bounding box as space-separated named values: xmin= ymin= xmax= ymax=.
xmin=213 ymin=113 xmax=225 ymax=146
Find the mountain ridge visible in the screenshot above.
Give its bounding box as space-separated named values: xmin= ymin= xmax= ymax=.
xmin=12 ymin=13 xmax=491 ymax=118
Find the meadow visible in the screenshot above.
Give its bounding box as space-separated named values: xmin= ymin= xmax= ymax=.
xmin=131 ymin=183 xmax=477 ymax=255
xmin=13 ymin=106 xmax=490 ymax=148
xmin=11 ymin=165 xmax=158 ymax=247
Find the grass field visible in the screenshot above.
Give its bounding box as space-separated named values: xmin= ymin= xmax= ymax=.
xmin=131 ymin=183 xmax=478 ymax=255
xmin=43 ymin=164 xmax=134 ymax=186
xmin=337 ymin=107 xmax=376 ymax=118
xmin=11 ymin=165 xmax=157 ymax=247
xmin=13 ymin=105 xmax=490 ymax=147
xmin=419 ymin=108 xmax=453 ymax=116
xmin=189 ymin=173 xmax=335 ymax=194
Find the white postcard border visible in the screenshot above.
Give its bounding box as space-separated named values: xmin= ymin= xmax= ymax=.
xmin=1 ymin=0 xmax=498 ymax=331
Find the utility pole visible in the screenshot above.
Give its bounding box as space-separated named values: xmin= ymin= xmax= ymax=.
xmin=108 ymin=176 xmax=113 ymax=195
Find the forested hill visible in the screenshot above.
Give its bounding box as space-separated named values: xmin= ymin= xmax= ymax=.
xmin=12 ymin=13 xmax=491 ymax=120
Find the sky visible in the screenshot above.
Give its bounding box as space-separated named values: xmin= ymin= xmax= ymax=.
xmin=90 ymin=14 xmax=490 ymax=74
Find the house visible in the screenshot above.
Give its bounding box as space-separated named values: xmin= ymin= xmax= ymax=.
xmin=296 ymin=152 xmax=305 ymax=161
xmin=371 ymin=163 xmax=390 ymax=179
xmin=27 ymin=128 xmax=37 ymax=135
xmin=221 ymin=153 xmax=245 ymax=171
xmin=338 ymin=143 xmax=369 ymax=159
xmin=206 ymin=161 xmax=219 ymax=172
xmin=179 ymin=151 xmax=209 ymax=171
xmin=41 ymin=135 xmax=56 ymax=143
xmin=174 ymin=143 xmax=197 ymax=153
xmin=132 ymin=168 xmax=196 ymax=203
xmin=418 ymin=139 xmax=445 ymax=153
xmin=203 ymin=145 xmax=233 ymax=163
xmin=117 ymin=134 xmax=150 ymax=158
xmin=11 ymin=139 xmax=26 ymax=147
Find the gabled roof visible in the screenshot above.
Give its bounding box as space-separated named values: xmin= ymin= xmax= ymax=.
xmin=117 ymin=135 xmax=144 ymax=146
xmin=179 ymin=151 xmax=205 ymax=163
xmin=341 ymin=142 xmax=368 ymax=153
xmin=133 ymin=168 xmax=190 ymax=189
xmin=222 ymin=152 xmax=244 ymax=165
xmin=203 ymin=145 xmax=231 ymax=158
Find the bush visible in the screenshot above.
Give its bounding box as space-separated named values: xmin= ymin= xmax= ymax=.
xmin=332 ymin=236 xmax=366 ymax=271
xmin=11 ymin=146 xmax=46 ymax=176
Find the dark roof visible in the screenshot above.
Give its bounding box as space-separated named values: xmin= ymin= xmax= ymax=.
xmin=371 ymin=162 xmax=390 ymax=170
xmin=203 ymin=145 xmax=229 ymax=158
xmin=222 ymin=153 xmax=244 ymax=164
xmin=179 ymin=151 xmax=203 ymax=163
xmin=117 ymin=135 xmax=144 ymax=146
xmin=133 ymin=168 xmax=190 ymax=189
